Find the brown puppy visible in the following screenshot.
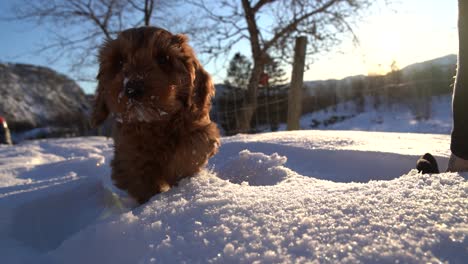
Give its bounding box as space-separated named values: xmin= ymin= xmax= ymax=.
xmin=91 ymin=27 xmax=220 ymax=204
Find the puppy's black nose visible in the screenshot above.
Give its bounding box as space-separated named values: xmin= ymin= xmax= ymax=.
xmin=125 ymin=79 xmax=144 ymax=99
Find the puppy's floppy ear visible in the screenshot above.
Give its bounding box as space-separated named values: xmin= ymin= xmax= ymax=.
xmin=170 ymin=33 xmax=214 ymax=115
xmin=192 ymin=63 xmax=215 ymax=116
xmin=90 ymin=71 xmax=109 ymax=127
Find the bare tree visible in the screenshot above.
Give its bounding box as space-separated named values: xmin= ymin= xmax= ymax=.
xmin=187 ymin=0 xmax=380 ymax=132
xmin=9 ymin=0 xmax=180 ymax=83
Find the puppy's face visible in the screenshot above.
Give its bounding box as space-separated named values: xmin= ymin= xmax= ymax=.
xmin=92 ymin=27 xmax=212 ymax=125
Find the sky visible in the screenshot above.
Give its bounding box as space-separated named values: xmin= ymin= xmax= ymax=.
xmin=306 ymin=0 xmax=459 ymax=79
xmin=0 ymin=0 xmax=459 ymax=94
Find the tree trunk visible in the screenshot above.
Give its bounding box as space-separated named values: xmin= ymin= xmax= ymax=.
xmin=287 ymin=36 xmax=307 ymax=130
xmin=237 ymin=63 xmax=264 ymax=133
xmin=238 ymin=0 xmax=265 ymax=133
xmin=144 ymin=0 xmax=154 ymax=26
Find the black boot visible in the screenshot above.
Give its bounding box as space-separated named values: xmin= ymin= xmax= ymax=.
xmin=416 ymin=153 xmax=440 ymax=174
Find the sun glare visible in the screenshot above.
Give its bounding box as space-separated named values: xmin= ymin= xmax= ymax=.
xmin=304 ymin=1 xmax=458 ymax=81
xmin=359 ymin=9 xmax=458 ymax=76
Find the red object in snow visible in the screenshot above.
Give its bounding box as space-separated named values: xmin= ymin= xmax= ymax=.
xmin=260 ymin=73 xmax=269 ymax=86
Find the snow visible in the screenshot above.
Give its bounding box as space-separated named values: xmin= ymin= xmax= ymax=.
xmin=0 ymin=130 xmax=466 ymax=263
xmin=294 ymin=95 xmax=453 ymax=135
xmin=0 ymin=63 xmax=89 ymax=131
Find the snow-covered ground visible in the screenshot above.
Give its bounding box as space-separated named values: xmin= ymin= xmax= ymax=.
xmin=293 ymin=95 xmax=453 ymax=135
xmin=0 ymin=130 xmax=466 ymax=263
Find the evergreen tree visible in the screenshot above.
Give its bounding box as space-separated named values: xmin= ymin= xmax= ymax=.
xmin=264 ymin=58 xmax=288 ymax=87
xmin=224 ymin=53 xmax=252 ymax=89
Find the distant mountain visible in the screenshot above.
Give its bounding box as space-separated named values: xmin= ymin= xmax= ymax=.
xmin=303 ymin=54 xmax=457 ymax=96
xmin=400 ymin=54 xmax=457 ymax=77
xmin=0 ymin=63 xmax=90 ymax=139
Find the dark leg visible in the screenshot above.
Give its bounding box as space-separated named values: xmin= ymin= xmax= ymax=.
xmin=451 ymin=0 xmax=468 ymax=160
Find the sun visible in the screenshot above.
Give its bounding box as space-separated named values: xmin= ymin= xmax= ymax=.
xmin=358 ymin=9 xmax=457 ymax=76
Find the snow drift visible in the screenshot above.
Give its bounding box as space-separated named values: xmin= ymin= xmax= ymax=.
xmin=0 ymin=131 xmax=466 ymax=263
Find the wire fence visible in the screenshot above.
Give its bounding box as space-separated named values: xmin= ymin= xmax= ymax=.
xmin=211 ymin=77 xmax=454 ymax=135
xmin=212 ymin=85 xmax=290 ymax=135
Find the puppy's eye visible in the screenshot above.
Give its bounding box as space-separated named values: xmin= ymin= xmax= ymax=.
xmin=155 ymin=55 xmax=169 ymax=65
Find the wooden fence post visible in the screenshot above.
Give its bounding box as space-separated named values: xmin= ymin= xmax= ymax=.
xmin=287 ymin=36 xmax=307 ymax=130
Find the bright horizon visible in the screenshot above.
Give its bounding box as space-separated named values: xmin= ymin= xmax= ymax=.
xmin=302 ymin=0 xmax=458 ymax=81
xmin=0 ymin=0 xmax=459 ymax=94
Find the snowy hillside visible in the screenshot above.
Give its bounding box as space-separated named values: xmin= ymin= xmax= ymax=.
xmin=400 ymin=54 xmax=457 ymax=78
xmin=294 ymin=95 xmax=453 ymax=134
xmin=0 ymin=131 xmax=466 ymax=263
xmin=0 ymin=63 xmax=90 ymax=137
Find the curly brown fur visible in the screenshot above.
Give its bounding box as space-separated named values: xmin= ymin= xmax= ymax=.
xmin=91 ymin=27 xmax=220 ymax=204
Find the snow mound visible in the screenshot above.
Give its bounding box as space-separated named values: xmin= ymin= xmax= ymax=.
xmin=216 ymin=150 xmax=289 ymax=185
xmin=0 ymin=131 xmax=466 ymax=263
xmin=47 ymin=170 xmax=467 ymax=264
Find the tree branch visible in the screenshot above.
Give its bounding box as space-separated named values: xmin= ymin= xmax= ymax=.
xmin=263 ymin=0 xmax=340 ymax=51
xmin=252 ymin=0 xmax=276 ymax=13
